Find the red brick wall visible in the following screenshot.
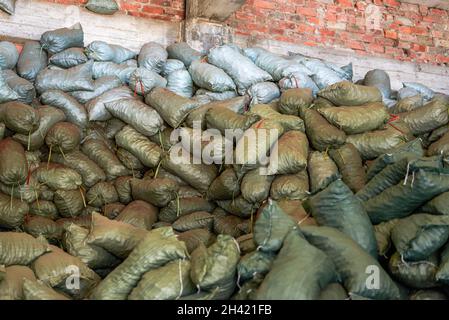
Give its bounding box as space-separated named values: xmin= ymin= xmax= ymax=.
xmin=227 ymin=0 xmax=449 ymax=66
xmin=47 ymin=0 xmax=185 ymax=21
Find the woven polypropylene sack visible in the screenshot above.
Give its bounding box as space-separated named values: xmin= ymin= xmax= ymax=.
xmin=85 ymin=0 xmax=119 ymax=15
xmin=0 ymin=41 xmax=18 ymax=70
xmin=40 ymin=24 xmax=84 ymax=54
xmin=86 ymin=41 xmax=135 ymax=64
xmin=17 ymin=41 xmax=47 ymax=81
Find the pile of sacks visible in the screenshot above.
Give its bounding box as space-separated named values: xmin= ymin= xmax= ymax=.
xmin=0 ymin=23 xmax=449 ymax=300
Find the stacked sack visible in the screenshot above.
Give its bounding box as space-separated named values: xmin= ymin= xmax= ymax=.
xmin=1 ymin=24 xmax=449 ymax=300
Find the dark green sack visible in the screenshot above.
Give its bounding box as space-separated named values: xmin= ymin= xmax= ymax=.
xmin=63 ymin=223 xmax=120 ymax=270
xmin=131 ymin=178 xmax=179 ymax=207
xmin=54 ymin=189 xmax=85 ymax=218
xmin=0 ymin=191 xmax=28 ymax=229
xmin=33 ymin=163 xmax=82 ymax=191
xmin=159 ymin=197 xmax=216 ymax=223
xmin=146 ymin=87 xmax=199 ymax=128
xmin=366 ymin=139 xmax=424 ymax=181
xmin=30 ymin=200 xmax=58 ymax=220
xmin=0 ymin=232 xmax=50 ymax=266
xmin=216 ymin=196 xmax=254 ymax=219
xmin=114 ymin=176 xmax=133 ymax=204
xmin=0 ymin=101 xmax=39 ymax=135
xmin=267 ymin=130 xmax=308 ymax=175
xmin=116 ymin=200 xmax=158 ymax=230
xmin=391 ymin=214 xmax=449 ymax=261
xmin=255 ymin=230 xmax=337 ymax=300
xmin=45 ymin=122 xmax=81 ymax=154
xmin=319 ymin=283 xmax=348 ymax=300
xmin=436 ymin=243 xmax=449 ymax=285
xmin=329 ymin=144 xmax=366 ymax=193
xmin=399 ymin=98 xmax=449 ymax=135
xmin=421 ymin=191 xmax=449 ymax=215
xmin=86 ymin=212 xmax=148 ymax=259
xmin=81 ymin=138 xmax=129 ymax=180
xmin=115 ymin=125 xmax=161 ymax=168
xmin=428 ymin=131 xmax=449 ymax=157
xmin=237 ymin=250 xmax=275 ymax=282
xmin=364 ymin=168 xmax=449 ymax=224
xmin=52 ymin=150 xmax=106 ymax=188
xmin=270 ymin=171 xmax=309 ymax=201
xmin=308 ymin=180 xmax=377 ymax=257
xmin=279 ymin=88 xmax=313 ymax=117
xmin=117 ymin=148 xmax=144 ymax=171
xmin=241 ymin=169 xmax=274 ymax=204
xmin=177 ymin=228 xmax=216 ymax=253
xmin=308 ymin=151 xmax=340 ymax=194
xmin=347 ymin=120 xmax=414 ymax=160
xmin=374 ymin=219 xmax=400 ymax=257
xmin=49 ymin=48 xmax=88 ymax=69
xmin=129 ymin=259 xmax=195 ymax=300
xmin=302 ymin=225 xmax=402 ymax=300
xmin=207 ymin=168 xmax=240 ymax=201
xmin=205 ymin=107 xmax=260 ymax=135
xmin=172 ymin=211 xmax=213 ymax=232
xmin=253 ymin=200 xmax=297 ymax=253
xmin=389 ymin=252 xmax=438 ymax=289
xmin=17 ymin=41 xmax=47 ymax=81
xmin=71 ymin=76 xmax=122 ymax=104
xmin=90 ymin=227 xmax=188 ymax=300
xmin=40 ymin=24 xmax=84 ymax=54
xmin=317 ymin=81 xmax=382 ymax=106
xmin=304 ymin=109 xmax=346 ymax=151
xmin=23 ymin=216 xmax=63 ymax=242
xmin=86 ymin=181 xmax=119 ymax=208
xmin=2 ymin=70 xmax=36 ymax=104
xmin=13 ymin=106 xmax=65 ymax=151
xmin=191 ymin=235 xmax=240 ymax=291
xmin=250 ymin=103 xmax=305 ymax=132
xmin=22 ymin=279 xmax=70 ymax=300
xmin=319 ymin=102 xmax=389 ymax=135
xmin=392 ymin=95 xmax=424 ymax=114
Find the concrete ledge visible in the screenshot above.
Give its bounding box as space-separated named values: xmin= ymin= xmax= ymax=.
xmin=0 ymin=0 xmax=181 ymax=52
xmin=234 ymin=36 xmax=449 ymax=95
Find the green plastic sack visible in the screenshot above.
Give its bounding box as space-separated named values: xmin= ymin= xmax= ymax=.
xmin=0 ymin=265 xmax=36 ymax=300
xmin=0 ymin=72 xmax=18 ymax=103
xmin=237 ymin=250 xmax=275 ymax=282
xmin=31 ymin=246 xmax=100 ymax=299
xmin=24 ymin=216 xmax=63 ymax=242
xmin=329 ymin=144 xmax=365 ymax=193
xmin=302 ymin=226 xmax=402 ymax=300
xmin=421 ymin=191 xmax=449 ymax=215
xmin=115 ymin=125 xmax=161 ymax=168
xmin=0 ymin=232 xmax=50 ymax=266
xmin=49 ymin=48 xmax=88 ymax=69
xmin=0 ymin=191 xmax=28 ymax=228
xmin=172 ymin=211 xmax=214 ymax=232
xmin=86 ymin=212 xmax=148 ymax=259
xmin=191 ymin=234 xmax=240 ymax=291
xmin=2 ymin=69 xmax=36 ymax=104
xmin=428 ymin=131 xmax=449 ymax=157
xmin=13 ymin=106 xmax=66 ymax=151
xmin=33 ymin=163 xmax=82 ymax=191
xmin=167 ymin=42 xmax=202 ymax=68
xmin=319 ymin=283 xmax=348 ymax=300
xmin=374 ymin=219 xmax=400 ymax=257
xmin=391 ymin=214 xmax=449 ymax=261
xmin=268 ymin=130 xmax=308 ymax=175
xmin=0 ymin=40 xmax=18 ymax=68
xmin=279 ymin=88 xmax=313 ymax=117
xmin=40 ymin=89 xmax=88 ymax=128
xmin=22 ymin=279 xmax=70 ymax=300
xmin=319 ymin=102 xmax=389 ymax=135
xmin=399 ymin=98 xmax=449 ymax=135
xmin=17 ymin=41 xmax=47 ymax=82
xmin=52 ymin=150 xmax=106 ymax=188
xmin=146 ymin=87 xmax=199 ymax=128
xmin=308 ymin=180 xmax=378 ymax=257
xmin=308 ymin=151 xmax=340 ymax=194
xmin=392 ymin=95 xmax=424 ymax=114
xmin=317 ymin=81 xmax=382 ymax=106
xmin=213 ymin=213 xmax=244 ymax=238
xmin=364 ymin=168 xmax=449 ymax=224
xmin=40 ymin=24 xmax=84 ymax=54
xmin=216 ymin=196 xmax=254 ymax=219
xmin=241 ymin=169 xmax=274 ymax=204
xmin=129 ymin=67 xmax=166 ymax=96
xmin=86 ymin=0 xmax=119 ymax=14
xmin=206 ymin=107 xmax=260 ymax=136
xmin=45 ymin=122 xmax=81 ymax=154
xmin=71 ymin=76 xmax=122 ymax=105
xmin=255 ymin=230 xmax=337 ymax=300
xmin=86 ymin=41 xmax=135 ymax=64
xmin=90 ymin=227 xmax=188 ymax=300
xmin=105 ymin=98 xmax=164 ymax=136
xmin=189 ymin=60 xmax=236 ymax=93
xmin=250 ymin=103 xmax=305 ymax=132
xmin=138 ymin=42 xmax=168 ymax=74
xmin=347 ymin=120 xmax=414 ymax=160
xmin=86 ymin=181 xmax=119 ymax=208
xmin=103 ymin=202 xmax=125 ymax=219
xmin=178 ymin=228 xmax=216 ymax=254
xmin=116 ymin=200 xmax=158 ymax=230
xmin=253 ymin=200 xmax=297 ymax=252
xmin=53 ymin=189 xmax=86 ymax=218
xmin=81 ymin=138 xmax=129 ymax=180
xmin=207 ymin=168 xmax=240 ymax=201
xmin=159 ymin=197 xmax=216 ymax=223
xmin=131 ymin=178 xmax=178 ymax=207
xmin=129 ymin=259 xmax=195 ymax=300
xmin=389 ymin=252 xmax=438 ymax=289
xmin=270 ymin=171 xmax=309 ymax=201
xmin=30 ymin=200 xmax=58 ymax=220
xmin=0 ymin=101 xmax=39 ymax=135
xmin=63 ymin=223 xmax=120 ymax=270
xmin=436 ymin=243 xmax=449 ymax=285
xmin=114 ymin=176 xmax=133 ymax=204
xmin=304 ymin=109 xmax=346 ymax=151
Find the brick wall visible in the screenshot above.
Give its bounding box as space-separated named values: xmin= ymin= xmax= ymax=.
xmin=47 ymin=0 xmax=185 ymax=21
xmin=226 ymin=0 xmax=449 ymax=66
